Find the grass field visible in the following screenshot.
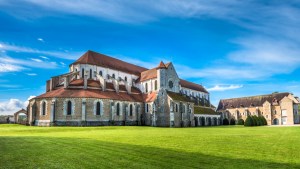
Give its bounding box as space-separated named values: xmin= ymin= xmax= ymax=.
xmin=1 ymin=125 xmax=300 ymax=169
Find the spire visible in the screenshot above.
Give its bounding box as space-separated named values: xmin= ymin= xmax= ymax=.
xmin=157 ymin=61 xmax=167 ymax=69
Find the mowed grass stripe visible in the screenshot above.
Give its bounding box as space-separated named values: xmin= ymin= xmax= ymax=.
xmin=1 ymin=125 xmax=300 ymax=168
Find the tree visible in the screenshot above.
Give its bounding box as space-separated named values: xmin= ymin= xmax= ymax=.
xmin=252 ymin=115 xmax=259 ymax=126
xmin=259 ymin=116 xmax=268 ymax=125
xmin=223 ymin=118 xmax=229 ymax=125
xmin=237 ymin=119 xmax=244 ymax=125
xmin=244 ymin=116 xmax=254 ymax=126
xmin=230 ymin=118 xmax=236 ymax=125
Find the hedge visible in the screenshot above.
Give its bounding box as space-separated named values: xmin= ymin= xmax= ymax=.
xmin=237 ymin=119 xmax=244 ymax=125
xmin=244 ymin=115 xmax=268 ymax=126
xmin=230 ymin=118 xmax=236 ymax=125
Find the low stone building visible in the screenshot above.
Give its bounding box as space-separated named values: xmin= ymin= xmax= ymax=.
xmin=27 ymin=50 xmax=219 ymax=127
xmin=217 ymin=92 xmax=300 ymax=125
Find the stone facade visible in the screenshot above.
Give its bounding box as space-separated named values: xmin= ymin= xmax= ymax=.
xmin=217 ymin=93 xmax=300 ymax=125
xmin=27 ymin=50 xmax=217 ymax=127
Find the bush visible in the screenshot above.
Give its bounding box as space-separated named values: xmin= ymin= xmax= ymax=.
xmin=230 ymin=118 xmax=236 ymax=125
xmin=244 ymin=116 xmax=254 ymax=126
xmin=237 ymin=119 xmax=245 ymax=125
xmin=260 ymin=116 xmax=268 ymax=125
xmin=223 ymin=118 xmax=229 ymax=125
xmin=253 ymin=115 xmax=260 ymax=126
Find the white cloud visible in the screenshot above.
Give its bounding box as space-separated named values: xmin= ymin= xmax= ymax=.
xmin=0 ymin=63 xmax=24 ymax=72
xmin=37 ymin=38 xmax=44 ymax=42
xmin=0 ymin=96 xmax=35 ymax=115
xmin=26 ymin=73 xmax=37 ymax=76
xmin=207 ymin=85 xmax=243 ymax=92
xmin=30 ymin=58 xmax=43 ymax=62
xmin=39 ymin=56 xmax=49 ymax=59
xmin=0 ymin=43 xmax=80 ymax=60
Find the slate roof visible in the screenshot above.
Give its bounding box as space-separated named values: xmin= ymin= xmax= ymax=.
xmin=217 ymin=92 xmax=291 ymax=111
xmin=71 ymin=50 xmax=147 ymax=76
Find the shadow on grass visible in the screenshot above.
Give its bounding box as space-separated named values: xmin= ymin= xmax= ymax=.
xmin=1 ymin=136 xmax=299 ymax=169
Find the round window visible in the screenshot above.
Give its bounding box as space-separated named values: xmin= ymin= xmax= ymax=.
xmin=169 ymin=81 xmax=173 ymax=89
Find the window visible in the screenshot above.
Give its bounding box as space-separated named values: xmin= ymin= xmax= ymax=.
xmin=116 ymin=103 xmax=120 ymax=116
xmin=42 ymin=101 xmax=46 ymax=115
xmin=96 ymin=102 xmax=101 ymax=115
xmin=125 ymin=76 xmax=127 ymax=82
xmin=145 ymin=83 xmax=148 ymax=93
xmin=168 ymin=80 xmax=173 ymax=89
xmin=112 ymin=74 xmax=115 ymax=79
xmin=82 ymin=68 xmax=84 ymax=78
xmin=146 ymin=104 xmax=149 ymax=112
xmin=274 ymin=110 xmax=277 ymax=115
xmin=129 ymin=104 xmax=133 ymax=116
xmin=154 ymin=80 xmax=157 ymax=90
xmin=176 ymin=104 xmax=178 ymax=112
xmin=89 ymin=69 xmax=92 ymax=79
xmin=282 ymin=109 xmax=287 ymax=116
xmin=67 ymin=100 xmax=72 ymax=115
xmin=99 ymin=71 xmax=102 ymax=76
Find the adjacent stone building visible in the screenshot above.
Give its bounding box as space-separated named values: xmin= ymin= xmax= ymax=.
xmin=28 ymin=50 xmax=219 ymax=127
xmin=217 ymin=92 xmax=300 ymax=125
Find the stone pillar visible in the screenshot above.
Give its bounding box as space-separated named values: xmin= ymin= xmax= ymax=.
xmin=29 ymin=104 xmax=33 ymax=126
xmin=82 ymin=99 xmax=86 ymax=125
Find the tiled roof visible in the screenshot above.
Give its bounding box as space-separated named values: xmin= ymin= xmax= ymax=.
xmin=179 ymin=79 xmax=208 ymax=93
xmin=167 ymin=91 xmax=193 ymax=102
xmin=194 ymin=106 xmax=219 ymax=115
xmin=157 ymin=61 xmax=167 ymax=69
xmin=71 ymin=50 xmax=148 ymax=76
xmin=139 ymin=68 xmax=157 ymax=82
xmin=35 ymin=87 xmax=144 ymax=102
xmin=143 ymin=92 xmax=157 ymax=102
xmin=217 ymin=92 xmax=290 ymax=111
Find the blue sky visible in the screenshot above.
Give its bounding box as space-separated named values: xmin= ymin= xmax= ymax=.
xmin=1 ymin=0 xmax=300 ymax=115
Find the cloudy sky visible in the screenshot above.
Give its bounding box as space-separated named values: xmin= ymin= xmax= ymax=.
xmin=1 ymin=0 xmax=300 ymax=115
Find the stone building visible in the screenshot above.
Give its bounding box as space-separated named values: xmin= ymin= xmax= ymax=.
xmin=27 ymin=50 xmax=219 ymax=127
xmin=217 ymin=92 xmax=300 ymax=125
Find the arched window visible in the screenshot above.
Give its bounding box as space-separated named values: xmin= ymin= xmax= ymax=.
xmin=42 ymin=101 xmax=46 ymax=115
xmin=125 ymin=76 xmax=127 ymax=82
xmin=145 ymin=83 xmax=148 ymax=93
xmin=175 ymin=104 xmax=178 ymax=112
xmin=154 ymin=80 xmax=157 ymax=90
xmin=82 ymin=68 xmax=84 ymax=78
xmin=129 ymin=104 xmax=133 ymax=116
xmin=112 ymin=74 xmax=115 ymax=79
xmin=67 ymin=100 xmax=72 ymax=115
xmin=96 ymin=102 xmax=101 ymax=115
xmin=116 ymin=103 xmax=120 ymax=116
xmin=99 ymin=71 xmax=102 ymax=76
xmin=146 ymin=104 xmax=149 ymax=112
xmin=90 ymin=69 xmax=92 ymax=79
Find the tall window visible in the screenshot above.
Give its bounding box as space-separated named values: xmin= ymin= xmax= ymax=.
xmin=96 ymin=102 xmax=101 ymax=115
xmin=90 ymin=69 xmax=92 ymax=79
xmin=99 ymin=71 xmax=102 ymax=76
xmin=129 ymin=104 xmax=133 ymax=116
xmin=116 ymin=103 xmax=120 ymax=116
xmin=82 ymin=68 xmax=84 ymax=78
xmin=146 ymin=104 xmax=149 ymax=112
xmin=175 ymin=104 xmax=178 ymax=112
xmin=67 ymin=100 xmax=72 ymax=115
xmin=145 ymin=83 xmax=148 ymax=93
xmin=112 ymin=74 xmax=115 ymax=79
xmin=154 ymin=80 xmax=157 ymax=90
xmin=42 ymin=101 xmax=46 ymax=115
xmin=125 ymin=76 xmax=127 ymax=82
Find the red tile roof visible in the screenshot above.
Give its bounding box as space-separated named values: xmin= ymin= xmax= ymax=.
xmin=71 ymin=50 xmax=148 ymax=76
xmin=35 ymin=87 xmax=144 ymax=102
xmin=139 ymin=68 xmax=157 ymax=82
xmin=143 ymin=92 xmax=157 ymax=102
xmin=157 ymin=61 xmax=167 ymax=69
xmin=179 ymin=79 xmax=208 ymax=93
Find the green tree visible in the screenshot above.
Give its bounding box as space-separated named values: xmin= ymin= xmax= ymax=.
xmin=244 ymin=116 xmax=254 ymax=126
xmin=223 ymin=118 xmax=229 ymax=125
xmin=230 ymin=118 xmax=236 ymax=125
xmin=237 ymin=119 xmax=245 ymax=125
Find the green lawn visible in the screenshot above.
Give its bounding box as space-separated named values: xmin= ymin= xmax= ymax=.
xmin=1 ymin=125 xmax=300 ymax=169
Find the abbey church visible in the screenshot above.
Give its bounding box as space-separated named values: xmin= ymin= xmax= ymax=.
xmin=27 ymin=50 xmax=220 ymax=127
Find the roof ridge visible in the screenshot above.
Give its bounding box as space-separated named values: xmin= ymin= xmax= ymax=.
xmin=220 ymin=92 xmax=290 ymax=101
